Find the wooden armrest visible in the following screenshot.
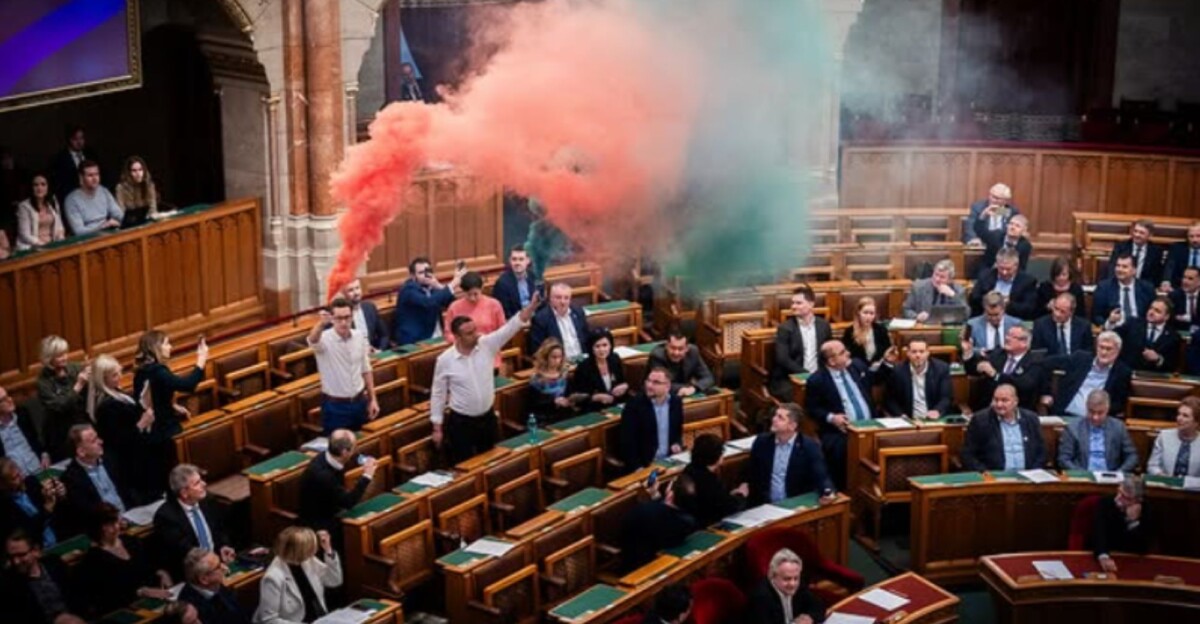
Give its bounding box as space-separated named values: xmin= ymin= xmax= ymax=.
xmin=491 ymin=501 xmax=514 ymax=514
xmin=216 ymin=386 xmax=242 ymax=399
xmin=396 ymin=461 xmax=418 ymax=475
xmin=730 ymin=419 xmax=750 ymax=436
xmin=270 ymin=368 xmax=294 ymax=382
xmin=226 ymin=362 xmax=270 ymax=383
xmin=542 ymin=574 xmax=566 ymax=588
xmin=605 ymin=457 xmax=626 ymax=470
xmin=544 ymin=476 xmax=568 ymax=489
xmin=298 ymin=422 xmax=323 ymax=437
xmin=501 ymin=419 xmax=524 ymax=434
xmin=242 ymin=443 xmax=271 ymax=458
xmin=858 ymin=457 xmax=881 ymax=475
xmin=363 ymin=552 xmax=396 ymax=567
xmin=949 ymin=457 xmax=963 ymax=471
xmin=597 ymin=543 xmax=620 ymax=557
xmin=435 ymin=528 xmax=460 ymax=543
xmin=268 ymin=509 xmax=298 ymax=522
xmin=468 ymin=600 xmax=502 ymax=617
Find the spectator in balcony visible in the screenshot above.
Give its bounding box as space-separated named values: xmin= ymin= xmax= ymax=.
xmin=36 ymin=335 xmax=89 ymax=460
xmin=16 ymin=174 xmax=65 ymax=251
xmin=48 ymin=124 xmax=101 ymax=204
xmin=114 ymin=156 xmax=158 ymax=225
xmin=1108 ymin=218 xmax=1165 ymax=285
xmin=1035 ymin=256 xmax=1085 ymax=315
xmin=841 ymin=296 xmax=891 ymax=367
xmin=964 ymin=182 xmax=1019 ymax=245
xmin=63 ymin=160 xmax=122 ymax=236
xmin=397 ymin=62 xmax=427 ymax=103
xmin=133 ymin=331 xmax=209 ymax=497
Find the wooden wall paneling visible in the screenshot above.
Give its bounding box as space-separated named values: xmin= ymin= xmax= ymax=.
xmin=841 ymin=150 xmax=909 ymax=207
xmin=1038 ymin=153 xmax=1102 ymax=235
xmin=907 ymin=150 xmax=972 ymax=208
xmin=973 ymin=151 xmax=1038 ymax=216
xmin=0 ymin=273 xmax=20 ymax=378
xmin=1105 ymin=157 xmax=1170 ymax=215
xmin=23 ymin=259 xmax=86 ymax=357
xmin=1170 ymin=161 xmax=1200 ymax=219
xmin=431 ymin=179 xmax=458 ymax=266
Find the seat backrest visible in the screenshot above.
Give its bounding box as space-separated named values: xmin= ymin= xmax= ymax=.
xmin=178 ymin=379 xmax=219 ymax=416
xmin=877 ymin=430 xmax=943 ymax=449
xmin=368 ymin=501 xmax=424 ymax=552
xmin=493 ymin=470 xmax=544 ymax=530
xmin=214 ymin=347 xmax=261 ymax=380
xmin=484 ymin=564 xmax=541 ymax=624
xmin=543 ymin=536 xmax=596 ymax=603
xmin=590 ymin=489 xmax=639 ymax=555
xmin=485 ymin=452 xmax=536 ymax=493
xmin=378 ymin=519 xmax=435 ymax=594
xmin=243 ymin=400 xmax=297 ymax=457
xmin=541 ymin=432 xmax=591 ymax=468
xmin=689 ymin=577 xmax=747 ymax=624
xmin=395 ymin=438 xmax=437 ymax=480
xmin=1068 ymin=495 xmax=1103 ymax=550
xmin=182 ymin=419 xmax=243 ymax=480
xmin=406 ymin=347 xmax=443 ymax=396
xmin=550 ymin=448 xmax=603 ymax=499
xmin=438 ymin=493 xmax=491 ymax=544
xmin=471 ymin=541 xmax=530 ymax=596
xmin=683 ymin=416 xmax=731 ymax=448
xmin=532 ymin=516 xmax=588 ymax=562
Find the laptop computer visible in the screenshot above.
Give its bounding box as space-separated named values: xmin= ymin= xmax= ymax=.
xmin=120 ymin=207 xmax=150 ymax=229
xmin=928 ymin=304 xmax=968 ymax=325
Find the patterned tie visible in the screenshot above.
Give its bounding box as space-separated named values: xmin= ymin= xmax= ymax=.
xmin=190 ymin=506 xmax=212 ymax=550
xmin=1175 ymin=439 xmax=1193 ymax=477
xmin=1059 ymin=323 xmax=1069 ymax=355
xmin=838 ymin=372 xmax=868 ymax=421
xmin=1121 ymin=286 xmax=1133 ymax=319
xmin=1004 ymin=357 xmax=1017 ymax=375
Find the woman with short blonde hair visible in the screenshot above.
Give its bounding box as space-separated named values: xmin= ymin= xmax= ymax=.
xmin=255 ymin=526 xmax=342 ymax=623
xmin=36 ymin=334 xmax=89 ymax=459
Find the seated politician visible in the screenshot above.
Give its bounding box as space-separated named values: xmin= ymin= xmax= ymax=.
xmin=963 ymin=323 xmax=1046 ymax=413
xmin=1044 ymin=331 xmax=1132 ymax=418
xmin=649 ymin=329 xmax=715 ymax=396
xmin=965 ymin=291 xmax=1022 ymax=356
xmin=1111 ymin=297 xmax=1180 ymax=372
xmin=1170 ymin=266 xmax=1200 ymax=332
xmin=970 ymin=249 xmax=1038 ymax=320
xmin=619 ymin=471 xmax=696 ymax=571
xmin=1035 ymin=256 xmax=1087 ymax=314
xmin=1092 ymin=254 xmax=1155 ymax=326
xmin=1147 ymin=396 xmax=1200 ymax=477
xmin=901 ymin=259 xmax=968 ymax=322
xmin=882 ymin=339 xmax=952 ymax=420
xmin=529 ymin=282 xmax=589 ymax=360
xmin=742 ymin=404 xmax=835 ymax=506
xmin=681 ymin=434 xmax=747 ymax=526
xmin=1092 ymin=475 xmax=1151 ymax=574
xmin=747 ymin=548 xmax=826 ymax=624
xmin=770 ymin=285 xmax=833 ymax=400
xmin=491 ymin=244 xmax=543 ymax=318
xmin=842 ymin=296 xmax=891 ymax=366
xmin=619 ymin=367 xmax=682 ymax=471
xmin=567 ymin=327 xmax=629 ymax=414
xmin=963 ymin=182 xmax=1018 ymax=246
xmin=1161 ymin=220 xmax=1200 ymax=290
xmin=1031 ymin=293 xmax=1094 ymax=356
xmin=1108 ymin=219 xmax=1165 ymax=285
xmin=960 ymin=384 xmax=1046 ymax=472
xmin=806 ymin=340 xmax=892 ymax=489
xmin=1056 ymin=390 xmax=1139 ymax=472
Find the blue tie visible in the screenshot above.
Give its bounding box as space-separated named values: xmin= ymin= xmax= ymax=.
xmin=1191 ymin=249 xmax=1199 ymax=269
xmin=190 ymin=506 xmax=212 ymax=550
xmin=838 ymin=372 xmax=868 ymax=421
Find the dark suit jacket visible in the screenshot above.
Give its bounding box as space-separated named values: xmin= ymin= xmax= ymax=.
xmin=1035 ymin=281 xmax=1086 ymax=318
xmin=491 ymin=269 xmax=542 ymax=318
xmin=178 ymin=582 xmax=251 ymax=624
xmin=770 ymin=317 xmax=833 ymax=399
xmin=1046 ymin=352 xmax=1132 ymax=417
xmin=1109 ymin=239 xmax=1166 ymax=285
xmin=1090 ymin=495 xmax=1150 ymax=559
xmin=392 ymin=279 xmax=454 ymax=346
xmin=0 ymin=557 xmax=77 ymax=624
xmin=153 ymin=497 xmax=232 ymax=578
xmin=883 ymin=359 xmax=953 ymax=418
xmin=963 ymin=349 xmax=1048 ymax=412
xmin=964 ymin=198 xmax=1019 ymax=244
xmin=1057 ymin=417 xmax=1139 ymax=472
xmin=841 ymin=322 xmax=891 ymax=365
xmin=358 ymin=300 xmax=391 ymax=350
xmin=298 ymin=453 xmax=370 ymax=536
xmin=1169 ymin=288 xmax=1200 ymax=331
xmin=960 ymin=407 xmax=1046 ymax=471
xmin=648 ymin=344 xmax=715 ymax=394
xmin=747 ymin=578 xmax=825 ymax=624
xmin=0 ymin=476 xmax=59 ymax=547
xmin=1091 ymin=278 xmax=1156 ymax=326
xmin=745 ymin=433 xmax=834 ymax=506
xmin=805 ymin=360 xmax=878 ymax=436
xmin=1189 ymin=329 xmax=1200 ymax=375
xmin=970 ymin=270 xmax=1040 ymax=320
xmin=619 ymin=499 xmax=694 ymax=571
xmin=976 ymin=218 xmax=1031 ymax=273
xmin=529 ymin=305 xmax=590 ymax=354
xmin=619 ymin=393 xmax=683 ymax=470
xmin=1031 ymin=315 xmax=1094 ymax=357
xmin=1163 ymin=241 xmax=1200 ymax=288
xmin=0 ymin=409 xmax=44 ymax=462
xmin=1116 ymin=319 xmax=1181 ymax=372
xmin=60 ymin=457 xmax=132 ymax=535
xmin=682 ymin=463 xmax=745 ymax=527
xmin=567 ymin=352 xmax=627 ymax=413
xmin=133 ymin=362 xmax=204 ymax=443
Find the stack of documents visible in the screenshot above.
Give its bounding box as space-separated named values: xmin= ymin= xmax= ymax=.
xmin=1033 ymin=560 xmax=1074 ymax=580
xmin=723 ymin=504 xmax=793 ymax=529
xmin=121 ymin=499 xmax=166 ymax=526
xmin=409 ymin=471 xmax=455 ymax=488
xmin=859 ymin=588 xmax=910 ymax=611
xmin=464 ymin=537 xmax=516 ymax=557
xmin=725 ymin=436 xmax=756 ymax=453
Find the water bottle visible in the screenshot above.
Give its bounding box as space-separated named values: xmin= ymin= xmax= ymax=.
xmin=527 ymin=414 xmax=539 ymax=442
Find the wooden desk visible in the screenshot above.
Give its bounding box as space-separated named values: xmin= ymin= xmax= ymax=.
xmin=246 ymin=450 xmax=313 ymax=545
xmin=826 ymin=572 xmax=959 ymax=624
xmin=981 ymin=551 xmax=1200 ymax=624
xmin=910 ymin=472 xmax=1200 ymax=584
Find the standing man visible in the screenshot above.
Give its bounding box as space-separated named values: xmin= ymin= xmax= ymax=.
xmin=964 ymin=182 xmax=1019 ymax=245
xmin=392 ymin=256 xmax=465 ymax=346
xmin=975 ymin=214 xmax=1033 ymax=276
xmin=341 ymin=278 xmax=390 ymax=350
xmin=529 ymin=282 xmax=589 ymax=360
xmin=492 ymin=244 xmax=543 ymax=318
xmin=431 ymin=292 xmax=540 ymax=463
xmin=649 ymin=329 xmax=715 ymax=397
xmin=47 ymin=124 xmax=100 ymax=204
xmin=770 ymin=285 xmax=833 ymax=400
xmin=309 ymin=297 xmax=379 ymax=434
xmin=63 ymin=160 xmax=122 ymax=235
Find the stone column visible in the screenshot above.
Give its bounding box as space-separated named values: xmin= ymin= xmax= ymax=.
xmin=809 ymin=0 xmax=864 ymax=208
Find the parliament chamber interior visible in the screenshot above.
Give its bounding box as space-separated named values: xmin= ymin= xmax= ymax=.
xmin=2 ymin=1 xmax=1200 ymax=623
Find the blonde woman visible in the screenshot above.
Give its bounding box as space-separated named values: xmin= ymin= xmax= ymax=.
xmin=133 ymin=330 xmax=208 ymax=496
xmin=36 ymin=335 xmax=90 ymax=459
xmin=89 ymin=354 xmax=154 ymax=500
xmin=16 ymin=174 xmax=66 ymax=250
xmin=255 ymin=526 xmax=342 ymax=624
xmin=529 ymin=338 xmax=578 ymax=425
xmin=115 ymin=156 xmax=158 ymax=216
xmin=841 ymin=297 xmax=891 ymax=366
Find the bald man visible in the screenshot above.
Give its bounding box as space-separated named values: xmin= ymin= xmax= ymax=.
xmin=960 ymin=385 xmax=1045 ymax=472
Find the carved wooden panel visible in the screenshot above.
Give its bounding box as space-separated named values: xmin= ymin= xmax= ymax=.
xmin=974 ymin=151 xmax=1038 ymax=216
xmin=87 ymin=241 xmax=146 ymax=346
xmin=1039 ymin=154 xmax=1102 ymax=234
xmin=908 ymin=151 xmax=972 ymax=207
xmin=841 ymin=151 xmax=908 ymax=207
xmin=20 ymin=258 xmax=85 ymax=355
xmin=1171 ymin=161 xmax=1200 ymax=218
xmin=1105 ymin=157 xmax=1169 ymax=215
xmin=0 ymin=273 xmax=19 ymax=377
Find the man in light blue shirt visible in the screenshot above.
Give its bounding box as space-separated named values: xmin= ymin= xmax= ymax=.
xmin=769 ymin=432 xmax=796 ymax=503
xmin=1057 ymin=390 xmax=1140 ymax=472
xmin=61 ymin=424 xmax=130 ymax=533
xmin=654 ymin=395 xmax=671 ymax=460
xmin=0 ymin=387 xmax=47 ymax=476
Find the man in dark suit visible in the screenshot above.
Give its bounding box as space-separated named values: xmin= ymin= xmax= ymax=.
xmin=1092 ymin=476 xmax=1150 ymax=574
xmin=963 ymin=325 xmax=1047 ymax=412
xmin=960 ymin=384 xmax=1046 ymax=472
xmin=771 ymin=285 xmax=833 ymax=400
xmin=396 ymin=62 xmax=428 ymax=103
xmin=681 ymin=434 xmax=747 ymax=526
xmin=1114 ymin=297 xmax=1181 ymax=372
xmin=883 ymin=339 xmax=952 ymax=419
xmin=619 ymin=471 xmax=696 ymax=571
xmin=298 ymin=429 xmax=376 ymax=549
xmin=1093 ymin=254 xmax=1156 ymax=326
xmin=491 ymin=244 xmax=543 ymax=319
xmin=747 ymin=547 xmax=826 ymax=624
xmin=1161 ymin=221 xmax=1200 ymax=290
xmin=529 ymin=282 xmax=590 ymax=360
xmin=178 ymin=547 xmax=251 ymax=624
xmin=0 ymin=386 xmax=48 ymax=476
xmin=649 ymin=330 xmax=715 ymax=396
xmin=963 ymin=182 xmax=1019 ymax=245
xmin=1057 ymin=390 xmax=1139 ymax=472
xmin=743 ymin=403 xmax=835 ymax=506
xmin=642 ymin=584 xmax=692 ymax=624
xmin=0 ymin=459 xmax=65 ymax=551
xmin=1045 ymin=331 xmax=1132 ymax=418
xmin=1108 ymin=219 xmax=1166 ymax=285
xmin=0 ymin=529 xmax=81 ymax=623
xmin=619 ymin=367 xmax=683 ymax=471
xmin=976 ymin=213 xmax=1032 ymax=276
xmin=342 ymin=278 xmax=390 ymax=350
xmin=970 ymin=249 xmax=1039 ymax=320
xmin=1169 ymin=266 xmax=1200 ymax=332
xmin=47 ymin=124 xmax=101 ymax=205
xmin=392 ymin=256 xmax=463 ymax=346
xmin=1032 ymin=292 xmax=1094 ymax=357
xmin=154 ymin=464 xmax=235 ymax=578
xmin=806 ymin=340 xmax=888 ymax=489
xmin=59 ymin=424 xmax=132 ymax=536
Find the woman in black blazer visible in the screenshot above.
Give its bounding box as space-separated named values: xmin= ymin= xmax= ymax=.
xmin=77 ymin=503 xmax=172 ymax=617
xmin=89 ymin=354 xmax=156 ymax=504
xmin=568 ymin=327 xmax=629 ymax=413
xmin=1036 ymin=256 xmax=1085 ymax=315
xmin=842 ymin=297 xmax=891 ymax=365
xmin=132 ymin=330 xmax=208 ymax=500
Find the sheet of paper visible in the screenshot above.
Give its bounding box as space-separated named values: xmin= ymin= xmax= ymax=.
xmin=1033 ymin=560 xmax=1074 ymax=580
xmin=1093 ymin=471 xmax=1124 ymax=484
xmin=614 ymin=346 xmax=642 ymax=359
xmin=669 ymin=450 xmax=692 ymax=464
xmin=301 ymin=437 xmax=329 ymax=453
xmin=121 ymin=499 xmax=166 ymax=526
xmin=410 ymin=471 xmax=455 ymax=487
xmin=1184 ymin=476 xmax=1200 ymax=490
xmin=464 ymin=538 xmax=516 ymax=557
xmin=859 ymin=588 xmax=910 ymax=611
xmin=1038 ymin=416 xmax=1065 ymax=426
xmin=314 ymin=608 xmax=373 ymax=624
xmin=726 ymin=435 xmax=756 ymax=452
xmin=875 ymin=417 xmax=911 ymax=429
xmin=888 ymin=319 xmax=917 ymax=330
xmin=169 ymin=583 xmax=183 ymax=600
xmin=724 ymin=504 xmax=793 ymax=528
xmin=825 ymin=614 xmax=877 ymax=624
xmin=1018 ymin=469 xmax=1059 ymax=484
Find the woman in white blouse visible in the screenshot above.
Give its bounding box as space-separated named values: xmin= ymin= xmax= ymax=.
xmin=254 ymin=526 xmax=343 ymax=624
xmin=1148 ymin=396 xmax=1200 ymax=478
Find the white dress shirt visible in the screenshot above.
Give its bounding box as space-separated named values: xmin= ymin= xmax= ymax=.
xmin=430 ymin=314 xmax=525 ymax=424
xmin=911 ymin=364 xmax=928 ymax=419
xmin=798 ymin=319 xmax=818 ymax=373
xmin=554 ymin=311 xmax=583 ymax=359
xmin=309 ymin=328 xmax=371 ymax=398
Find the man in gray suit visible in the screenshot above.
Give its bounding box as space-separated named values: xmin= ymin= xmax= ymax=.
xmin=902 ymin=259 xmax=969 ymax=321
xmin=966 ymin=291 xmax=1023 ymax=355
xmin=1058 ymin=389 xmax=1139 ymax=471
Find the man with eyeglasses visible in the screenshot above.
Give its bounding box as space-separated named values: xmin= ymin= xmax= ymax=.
xmin=1 ymin=529 xmax=81 ymax=623
xmin=309 ymin=297 xmax=379 ymax=434
xmin=392 ymin=256 xmax=465 ymax=346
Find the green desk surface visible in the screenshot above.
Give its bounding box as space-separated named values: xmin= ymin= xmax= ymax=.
xmin=1062 ymin=470 xmax=1097 ymax=482
xmin=774 ymin=492 xmax=820 ymax=510
xmin=551 ymin=411 xmax=613 ymax=431
xmin=850 ymin=419 xmax=884 ymax=429
xmin=45 ymin=534 xmax=90 ymax=559
xmin=131 ymin=597 xmax=167 ymax=611
xmin=226 ymin=559 xmax=258 ymax=576
xmin=395 ymin=480 xmax=430 ymax=495
xmin=940 ymin=328 xmax=962 ymax=345
xmin=372 ymin=349 xmax=400 ymax=358
xmin=1146 ymin=475 xmax=1184 ymax=488
xmin=632 ymin=341 xmax=662 ymax=353
xmin=910 ymin=472 xmax=987 ymax=486
xmin=437 ymin=539 xmax=510 ymax=567
xmin=549 ymin=487 xmax=612 ymax=513
xmin=245 ymin=450 xmax=310 ymax=477
xmin=340 ymin=493 xmax=404 ymax=519
xmin=585 ymin=300 xmax=632 ymax=313
xmin=498 ymin=428 xmax=556 ymax=449
xmin=97 ymin=609 xmax=144 ymax=624
xmin=603 ymin=405 xmax=625 ymax=415
xmin=790 ymin=373 xmax=811 ymax=382
xmin=663 ymin=531 xmax=724 ymax=558
xmin=494 ymin=375 xmax=517 ymax=389
xmin=550 ymin=584 xmax=627 ymax=621
xmin=352 ymin=598 xmax=390 ymax=612
xmin=987 ymin=470 xmax=1025 ymax=481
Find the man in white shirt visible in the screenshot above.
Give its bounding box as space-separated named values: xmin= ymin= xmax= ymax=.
xmin=432 ymin=292 xmax=540 ymax=462
xmin=308 ymin=297 xmax=379 ymax=434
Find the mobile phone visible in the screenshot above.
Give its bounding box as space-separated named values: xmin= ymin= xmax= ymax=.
xmin=356 ymin=454 xmax=368 ymax=466
xmin=456 ymin=259 xmax=467 ymax=271
xmin=646 ymin=469 xmax=659 ymax=489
